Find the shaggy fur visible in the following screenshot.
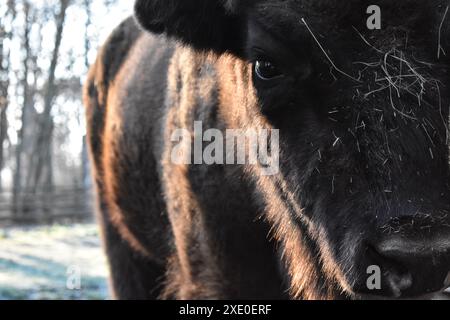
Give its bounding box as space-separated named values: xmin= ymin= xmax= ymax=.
xmin=84 ymin=0 xmax=450 ymax=300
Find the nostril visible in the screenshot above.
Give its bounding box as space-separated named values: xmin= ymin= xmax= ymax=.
xmin=367 ymin=244 xmax=414 ymax=297
xmin=445 ymin=272 xmax=450 ymax=288
xmin=385 ymin=270 xmax=413 ymax=298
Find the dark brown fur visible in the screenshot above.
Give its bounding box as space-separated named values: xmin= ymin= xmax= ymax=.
xmin=85 ymin=1 xmax=450 ymax=300
xmin=84 ymin=17 xmax=285 ymax=300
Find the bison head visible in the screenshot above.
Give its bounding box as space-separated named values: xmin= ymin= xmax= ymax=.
xmin=135 ymin=0 xmax=450 ymax=299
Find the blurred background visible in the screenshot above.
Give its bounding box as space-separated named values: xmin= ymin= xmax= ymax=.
xmin=0 ymin=0 xmax=132 ymax=300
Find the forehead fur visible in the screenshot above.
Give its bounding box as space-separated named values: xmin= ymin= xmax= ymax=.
xmin=245 ymin=0 xmax=450 ymax=60
xmin=250 ymin=0 xmax=448 ymax=34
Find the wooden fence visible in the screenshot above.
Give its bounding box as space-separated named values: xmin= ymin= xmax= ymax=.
xmin=0 ymin=186 xmax=94 ymax=226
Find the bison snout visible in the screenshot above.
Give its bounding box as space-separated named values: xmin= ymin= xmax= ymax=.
xmin=366 ymin=225 xmax=450 ymax=298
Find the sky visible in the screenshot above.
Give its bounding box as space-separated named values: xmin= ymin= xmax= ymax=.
xmin=63 ymin=1 xmax=133 ymax=77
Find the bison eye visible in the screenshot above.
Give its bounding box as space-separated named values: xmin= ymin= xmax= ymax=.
xmin=254 ymin=60 xmax=283 ymax=81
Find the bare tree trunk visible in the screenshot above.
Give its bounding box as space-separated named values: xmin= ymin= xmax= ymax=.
xmin=81 ymin=0 xmax=91 ymax=189
xmin=13 ymin=0 xmax=32 ymax=216
xmin=0 ymin=107 xmax=6 ymax=191
xmin=29 ymin=0 xmax=70 ymax=193
xmin=43 ymin=130 xmax=54 ymax=222
xmin=23 ymin=22 xmax=42 ymax=191
xmin=0 ymin=36 xmax=8 ymax=191
xmin=0 ymin=0 xmax=16 ymax=191
xmin=83 ymin=0 xmax=91 ymax=71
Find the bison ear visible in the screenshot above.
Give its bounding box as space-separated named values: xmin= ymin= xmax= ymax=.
xmin=134 ymin=0 xmax=247 ymax=55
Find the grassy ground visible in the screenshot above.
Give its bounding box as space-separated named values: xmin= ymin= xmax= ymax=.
xmin=0 ymin=223 xmax=110 ymax=300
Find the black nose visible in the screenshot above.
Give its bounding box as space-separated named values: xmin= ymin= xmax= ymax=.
xmin=365 ymin=212 xmax=450 ymax=298
xmin=370 ymin=234 xmax=450 ymax=298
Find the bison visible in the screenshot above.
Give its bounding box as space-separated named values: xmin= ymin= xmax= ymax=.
xmin=84 ymin=0 xmax=450 ymax=300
